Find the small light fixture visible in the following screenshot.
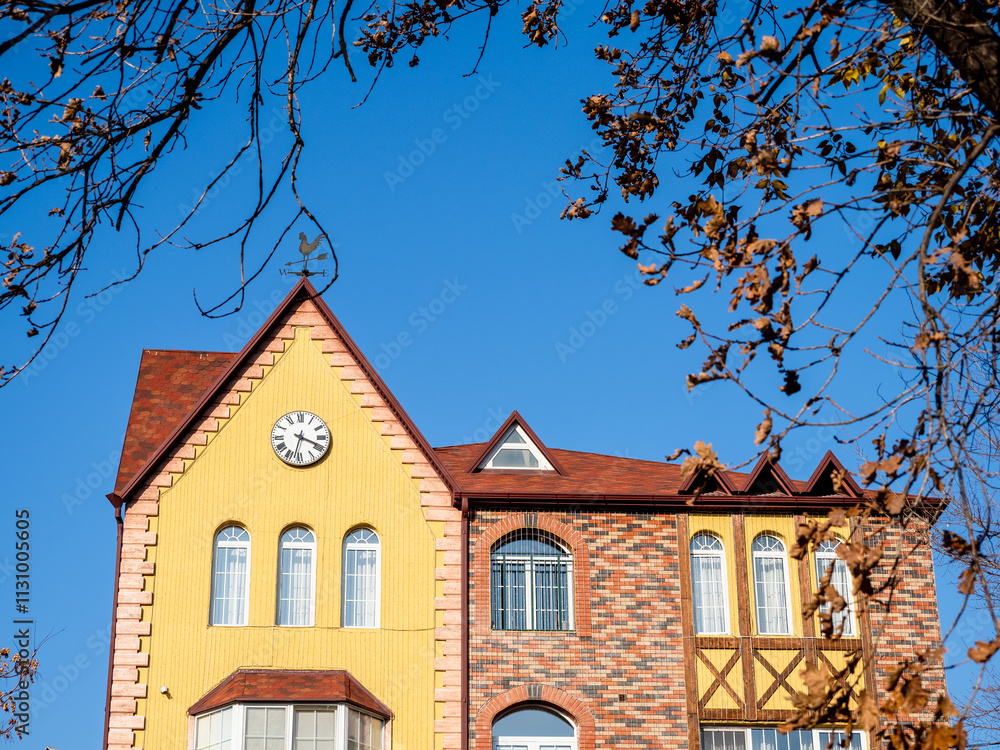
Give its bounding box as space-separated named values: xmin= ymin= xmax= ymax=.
xmin=160 ymin=686 xmax=169 ymax=694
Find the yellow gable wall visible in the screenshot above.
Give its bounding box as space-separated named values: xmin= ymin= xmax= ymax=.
xmin=138 ymin=327 xmax=439 ymax=749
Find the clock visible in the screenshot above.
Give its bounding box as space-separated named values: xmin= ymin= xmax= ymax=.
xmin=271 ymin=411 xmax=330 ymax=466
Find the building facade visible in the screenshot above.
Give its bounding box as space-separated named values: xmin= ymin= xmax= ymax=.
xmin=103 ymin=279 xmax=944 ymax=750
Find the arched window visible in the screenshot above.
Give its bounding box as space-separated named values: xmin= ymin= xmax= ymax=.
xmin=752 ymin=534 xmax=793 ymax=635
xmin=492 ymin=706 xmax=576 ymax=750
xmin=815 ymin=538 xmax=855 ymax=636
xmin=278 ymin=527 xmax=316 ymax=626
xmin=342 ymin=528 xmax=380 ymax=628
xmin=690 ymin=533 xmax=729 ymax=634
xmin=212 ymin=525 xmax=250 ymax=626
xmin=491 ymin=530 xmax=573 ymax=631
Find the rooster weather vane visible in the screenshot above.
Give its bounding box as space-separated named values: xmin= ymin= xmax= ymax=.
xmin=282 ymin=233 xmax=329 ymax=277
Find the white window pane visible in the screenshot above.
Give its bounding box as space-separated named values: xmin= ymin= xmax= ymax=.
xmin=316 ymin=711 xmax=336 ymax=737
xmin=754 ymin=548 xmax=790 ymax=634
xmin=280 ymin=530 xmax=315 ymax=626
xmin=212 ymin=528 xmax=249 ymax=625
xmin=343 ymin=533 xmax=380 ymax=627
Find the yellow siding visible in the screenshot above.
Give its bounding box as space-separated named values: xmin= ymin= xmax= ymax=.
xmin=140 ymin=328 xmax=439 ymax=749
xmin=689 ymin=515 xmax=740 ymax=635
xmin=742 ymin=515 xmax=802 ymax=637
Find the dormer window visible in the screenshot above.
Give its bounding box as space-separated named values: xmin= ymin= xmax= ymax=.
xmin=479 ymin=426 xmax=554 ymax=471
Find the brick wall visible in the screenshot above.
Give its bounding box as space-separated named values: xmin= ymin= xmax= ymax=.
xmin=860 ymin=513 xmax=946 ymax=719
xmin=468 ymin=509 xmax=690 ymax=750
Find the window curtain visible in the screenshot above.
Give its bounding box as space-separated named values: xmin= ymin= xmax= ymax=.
xmin=815 ymin=554 xmax=854 ymax=635
xmin=692 ymin=553 xmax=726 ymax=633
xmin=279 ymin=545 xmax=313 ymax=626
xmin=492 ymin=560 xmax=527 ymax=630
xmin=532 ymin=561 xmax=570 ymax=631
xmin=213 ymin=545 xmax=248 ymax=625
xmin=344 ymin=547 xmax=378 ymax=627
xmin=753 ymin=555 xmax=790 ymax=634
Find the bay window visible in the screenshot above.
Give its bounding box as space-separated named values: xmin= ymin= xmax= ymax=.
xmin=194 ymin=704 xmax=384 ymax=750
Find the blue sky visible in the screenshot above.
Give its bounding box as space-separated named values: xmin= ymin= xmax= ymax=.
xmin=0 ymin=5 xmax=972 ymax=747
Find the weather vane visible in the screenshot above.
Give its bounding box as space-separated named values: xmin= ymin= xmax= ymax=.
xmin=282 ymin=232 xmax=328 ymax=277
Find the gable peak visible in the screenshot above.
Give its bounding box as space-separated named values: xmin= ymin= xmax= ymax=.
xmin=468 ymin=411 xmax=564 ymax=474
xmin=741 ymin=452 xmax=796 ymax=495
xmin=802 ymin=450 xmax=861 ymax=497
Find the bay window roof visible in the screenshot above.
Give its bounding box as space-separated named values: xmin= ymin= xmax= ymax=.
xmin=188 ymin=669 xmax=392 ymax=719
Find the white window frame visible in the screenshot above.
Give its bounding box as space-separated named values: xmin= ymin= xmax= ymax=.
xmin=342 ymin=527 xmax=381 ymax=629
xmin=701 ymin=725 xmax=867 ymax=750
xmin=491 ymin=531 xmax=574 ymax=631
xmin=193 ymin=703 xmax=388 ymax=750
xmin=814 ymin=538 xmax=856 ymax=637
xmin=751 ymin=534 xmax=795 ymax=636
xmin=479 ymin=425 xmax=554 ymax=471
xmin=493 ymin=736 xmax=577 ymax=750
xmin=278 ymin=526 xmax=317 ymax=627
xmin=690 ymin=532 xmax=731 ymax=635
xmin=211 ymin=525 xmax=251 ymax=627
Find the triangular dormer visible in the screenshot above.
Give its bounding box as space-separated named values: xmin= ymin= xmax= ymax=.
xmin=802 ymin=450 xmax=862 ymax=497
xmin=741 ymin=452 xmax=797 ymax=496
xmin=678 ymin=467 xmax=737 ymax=495
xmin=468 ymin=411 xmax=564 ymax=474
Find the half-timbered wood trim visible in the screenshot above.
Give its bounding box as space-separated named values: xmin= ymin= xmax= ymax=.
xmin=677 ymin=514 xmax=702 ymax=750
xmin=732 ymin=514 xmax=758 ymax=721
xmin=696 ymin=649 xmax=743 ymax=710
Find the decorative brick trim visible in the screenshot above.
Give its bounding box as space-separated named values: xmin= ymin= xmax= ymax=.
xmin=473 ymin=513 xmax=591 ymax=636
xmin=107 ymin=296 xmax=462 ymax=750
xmin=474 ymin=684 xmax=595 ymax=750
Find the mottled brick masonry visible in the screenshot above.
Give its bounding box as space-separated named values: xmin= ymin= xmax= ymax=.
xmin=469 ymin=510 xmax=689 ymax=750
xmin=859 ymin=513 xmax=946 ymax=722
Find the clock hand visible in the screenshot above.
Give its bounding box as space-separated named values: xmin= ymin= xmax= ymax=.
xmin=299 ymin=435 xmax=325 ymax=448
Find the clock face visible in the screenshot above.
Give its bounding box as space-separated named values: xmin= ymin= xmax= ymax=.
xmin=271 ymin=411 xmax=330 ymax=466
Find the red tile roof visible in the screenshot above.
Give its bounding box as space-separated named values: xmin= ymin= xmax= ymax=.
xmin=115 ymin=349 xmax=235 ymax=492
xmin=114 ymin=352 xmax=829 ymax=503
xmin=188 ymin=669 xmax=392 ymax=717
xmin=435 ymin=443 xmax=690 ymax=496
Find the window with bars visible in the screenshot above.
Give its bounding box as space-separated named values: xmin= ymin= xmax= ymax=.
xmin=278 ymin=527 xmax=315 ymax=627
xmin=701 ymin=726 xmax=864 ymax=750
xmin=194 ymin=704 xmax=385 ymax=750
xmin=751 ymin=534 xmax=794 ymax=635
xmin=690 ymin=532 xmax=730 ymax=634
xmin=491 ymin=529 xmax=573 ymax=631
xmin=814 ymin=538 xmax=856 ymax=637
xmin=342 ymin=527 xmax=380 ymax=628
xmin=212 ymin=525 xmax=250 ymax=626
